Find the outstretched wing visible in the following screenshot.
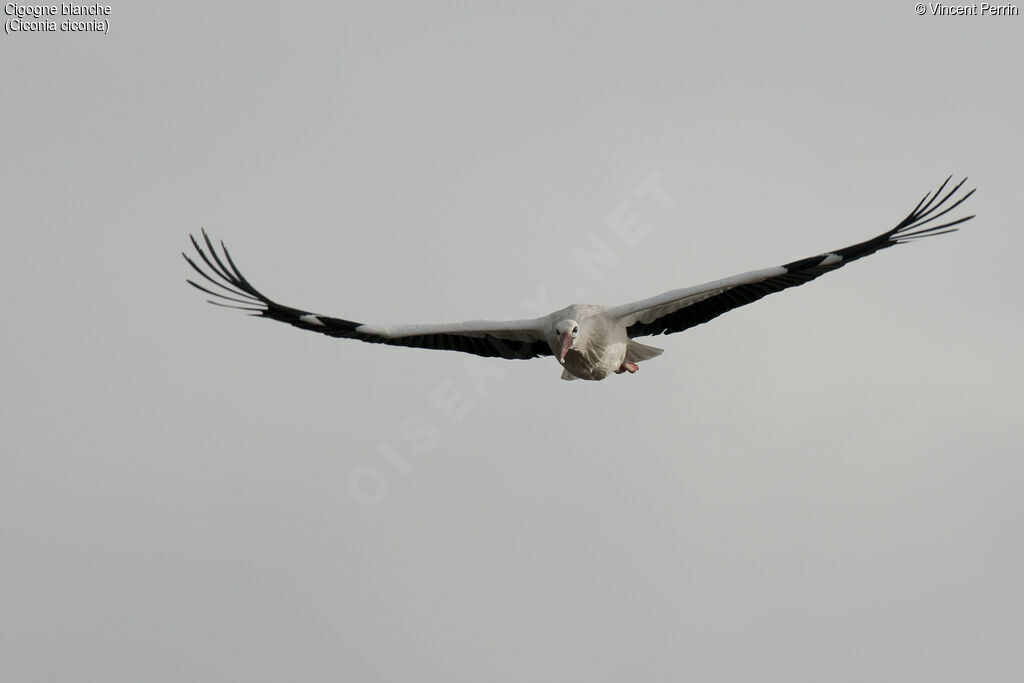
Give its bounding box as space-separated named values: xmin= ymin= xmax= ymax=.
xmin=607 ymin=177 xmax=975 ymax=338
xmin=183 ymin=231 xmax=553 ymax=360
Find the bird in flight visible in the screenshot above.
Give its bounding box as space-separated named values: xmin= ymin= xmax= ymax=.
xmin=185 ymin=177 xmax=974 ymax=381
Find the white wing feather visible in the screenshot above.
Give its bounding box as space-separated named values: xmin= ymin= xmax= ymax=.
xmin=356 ymin=317 xmax=548 ymax=342
xmin=605 ymin=266 xmax=787 ymax=328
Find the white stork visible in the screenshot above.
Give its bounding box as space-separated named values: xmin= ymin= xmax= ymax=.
xmin=184 ymin=177 xmax=974 ymax=381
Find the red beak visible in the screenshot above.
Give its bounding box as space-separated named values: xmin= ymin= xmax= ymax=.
xmin=559 ymin=333 xmax=572 ymax=361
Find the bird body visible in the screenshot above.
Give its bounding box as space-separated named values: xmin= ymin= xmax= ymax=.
xmin=548 ymin=305 xmax=627 ymax=381
xmin=184 ymin=178 xmax=974 ymax=382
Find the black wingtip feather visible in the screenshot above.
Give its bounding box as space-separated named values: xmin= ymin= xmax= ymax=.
xmin=891 ymin=177 xmax=975 ymax=239
xmin=184 ymin=231 xmax=276 ymax=315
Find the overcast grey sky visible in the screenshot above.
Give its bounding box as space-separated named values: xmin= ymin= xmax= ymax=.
xmin=2 ymin=2 xmax=1022 ymax=681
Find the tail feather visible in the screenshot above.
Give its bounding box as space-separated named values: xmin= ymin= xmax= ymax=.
xmin=626 ymin=341 xmax=663 ymax=363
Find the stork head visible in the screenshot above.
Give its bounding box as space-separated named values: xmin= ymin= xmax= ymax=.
xmin=554 ymin=319 xmax=580 ymax=361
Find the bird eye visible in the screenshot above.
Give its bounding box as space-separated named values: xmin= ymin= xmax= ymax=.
xmin=572 ymin=326 xmax=578 ymax=334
